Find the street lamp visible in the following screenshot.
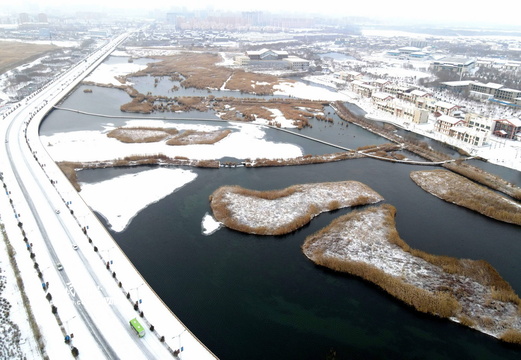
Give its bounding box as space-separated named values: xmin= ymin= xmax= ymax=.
xmin=64 ymin=315 xmax=76 ymax=336
xmin=101 ymin=246 xmax=114 ymax=265
xmin=129 ymin=283 xmax=145 ymax=304
xmin=172 ymin=329 xmax=187 ymax=356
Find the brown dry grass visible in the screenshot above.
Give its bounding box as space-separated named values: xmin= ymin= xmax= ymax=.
xmin=130 ymin=52 xmax=233 ymax=90
xmin=0 ymin=41 xmax=58 ymax=74
xmin=302 ymin=204 xmax=521 ymax=331
xmin=209 ymin=182 xmax=383 ymax=235
xmin=500 ymin=329 xmax=521 ymax=344
xmin=443 ymin=162 xmax=521 ymax=201
xmin=166 ymin=129 xmax=231 ymax=145
xmin=57 ymin=162 xmax=83 ymax=192
xmin=313 ymin=253 xmax=460 ymax=318
xmin=120 ymin=94 xmax=154 ymax=113
xmin=245 ymin=151 xmax=363 ymax=167
xmin=410 ymin=170 xmax=521 ymax=225
xmin=126 ymin=52 xmax=291 ymax=95
xmin=224 ymin=69 xmax=282 ymax=95
xmin=107 ymin=127 xmax=179 ymax=143
xmin=212 ymin=98 xmax=324 ymax=127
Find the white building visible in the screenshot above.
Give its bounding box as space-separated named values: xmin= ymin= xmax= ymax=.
xmin=434 ymin=114 xmax=466 ymax=135
xmin=449 ymin=126 xmax=489 ymax=146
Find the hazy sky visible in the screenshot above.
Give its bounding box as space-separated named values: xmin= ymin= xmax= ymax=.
xmin=4 ymin=0 xmax=520 ymax=27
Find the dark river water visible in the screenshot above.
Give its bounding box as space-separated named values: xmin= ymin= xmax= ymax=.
xmin=41 ymin=62 xmax=521 ymax=359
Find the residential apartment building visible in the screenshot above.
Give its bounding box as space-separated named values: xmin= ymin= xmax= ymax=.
xmin=371 ymin=92 xmax=394 ymax=103
xmin=465 ymin=113 xmax=493 ymax=134
xmin=434 ymin=115 xmax=466 ymax=135
xmin=429 ymin=101 xmax=459 ymax=116
xmin=334 ymin=71 xmax=362 ymax=81
xmin=493 ymin=118 xmax=521 ymax=140
xmin=413 ymin=109 xmax=429 ymax=124
xmin=351 ymin=80 xmax=376 ymax=97
xmin=449 ymin=127 xmax=488 ymax=146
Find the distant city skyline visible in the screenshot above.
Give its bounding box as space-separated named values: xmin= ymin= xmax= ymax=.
xmin=2 ymin=0 xmax=520 ymax=27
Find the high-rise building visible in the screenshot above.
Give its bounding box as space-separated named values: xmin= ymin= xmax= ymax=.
xmin=19 ymin=13 xmax=30 ymax=24
xmin=38 ymin=13 xmax=48 ymax=23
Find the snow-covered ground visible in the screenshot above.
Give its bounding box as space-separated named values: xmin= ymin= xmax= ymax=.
xmin=274 ymin=80 xmax=351 ymax=101
xmin=83 ymin=61 xmax=149 ymax=86
xmin=42 ymin=120 xmax=303 ymax=163
xmin=80 ymin=168 xmax=197 ymax=232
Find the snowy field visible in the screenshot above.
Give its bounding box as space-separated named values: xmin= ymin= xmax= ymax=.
xmin=42 ymin=120 xmax=303 ymax=163
xmin=79 ymin=168 xmax=197 ymax=232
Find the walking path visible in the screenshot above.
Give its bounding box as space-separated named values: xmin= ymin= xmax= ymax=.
xmin=54 ymin=106 xmax=473 ymax=166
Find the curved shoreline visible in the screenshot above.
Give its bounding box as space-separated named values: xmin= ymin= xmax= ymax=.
xmin=209 ymin=181 xmax=384 ymax=235
xmin=410 ymin=170 xmax=521 ymax=225
xmin=302 ymin=204 xmax=521 ymax=344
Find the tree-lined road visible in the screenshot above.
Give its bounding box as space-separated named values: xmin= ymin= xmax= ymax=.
xmin=0 ymin=31 xmax=217 ymax=359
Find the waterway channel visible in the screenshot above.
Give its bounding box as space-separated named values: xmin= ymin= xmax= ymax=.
xmin=41 ymin=67 xmax=521 ymax=359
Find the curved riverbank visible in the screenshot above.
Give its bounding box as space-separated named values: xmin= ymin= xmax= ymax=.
xmin=209 ymin=181 xmax=383 ymax=235
xmin=302 ymin=204 xmax=521 ymax=344
xmin=410 ymin=170 xmax=521 ymax=225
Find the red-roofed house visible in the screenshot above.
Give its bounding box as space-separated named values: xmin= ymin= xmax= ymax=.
xmin=493 ymin=118 xmax=521 ymax=139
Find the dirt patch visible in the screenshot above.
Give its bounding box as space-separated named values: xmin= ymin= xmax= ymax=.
xmin=209 ymin=181 xmax=383 ymax=235
xmin=410 ymin=169 xmax=521 ymax=225
xmin=302 ymin=204 xmax=521 ymax=344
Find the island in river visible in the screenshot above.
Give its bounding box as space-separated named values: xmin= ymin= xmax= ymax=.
xmin=410 ymin=169 xmax=521 ymax=226
xmin=209 ymin=181 xmax=384 ymax=236
xmin=302 ymin=203 xmax=521 ymax=344
xmin=210 ymin=181 xmax=521 ymax=345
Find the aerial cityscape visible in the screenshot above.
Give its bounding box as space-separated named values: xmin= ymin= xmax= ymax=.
xmin=1 ymin=3 xmax=520 ymax=360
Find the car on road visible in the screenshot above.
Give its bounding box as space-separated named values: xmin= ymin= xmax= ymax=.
xmin=56 ymin=263 xmax=63 ymax=271
xmin=72 ymin=244 xmax=78 ymax=250
xmin=55 ymin=209 xmax=60 ymax=214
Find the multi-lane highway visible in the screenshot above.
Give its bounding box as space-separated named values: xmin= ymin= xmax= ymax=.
xmin=0 ymin=32 xmax=217 ymax=359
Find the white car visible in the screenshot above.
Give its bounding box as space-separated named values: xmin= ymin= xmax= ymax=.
xmin=56 ymin=263 xmax=63 ymax=271
xmin=72 ymin=244 xmax=78 ymax=250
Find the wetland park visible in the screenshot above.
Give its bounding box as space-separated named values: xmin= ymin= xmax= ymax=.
xmin=40 ymin=49 xmax=521 ymax=359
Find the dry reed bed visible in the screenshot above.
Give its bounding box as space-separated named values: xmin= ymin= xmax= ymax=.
xmin=209 ymin=181 xmax=383 ymax=235
xmin=244 ymin=151 xmax=364 ymax=167
xmin=166 ymin=129 xmax=231 ymax=145
xmin=0 ymin=40 xmax=57 ymax=74
xmin=58 ymin=156 xmax=220 ymax=190
xmin=106 ymin=126 xmax=231 ymax=146
xmin=410 ymin=170 xmax=521 ymax=225
xmin=128 ymin=52 xmax=288 ymax=94
xmin=443 ymin=162 xmax=521 ymax=201
xmin=302 ymin=204 xmax=521 ymax=344
xmin=107 ymin=127 xmax=179 ymax=143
